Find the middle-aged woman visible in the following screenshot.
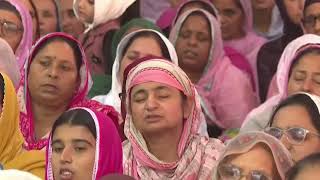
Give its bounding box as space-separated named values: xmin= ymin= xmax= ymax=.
xmin=213 ymin=131 xmax=294 ymax=180
xmin=241 ymin=34 xmax=320 ymax=133
xmin=122 ymin=57 xmax=224 ymax=179
xmin=0 ymin=0 xmax=33 ymax=71
xmin=17 ymin=32 xmax=120 ymax=151
xmin=46 ymin=107 xmax=123 ymax=180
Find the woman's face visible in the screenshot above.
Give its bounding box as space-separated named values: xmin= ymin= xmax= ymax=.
xmin=0 ymin=9 xmax=23 ymax=52
xmin=303 ymin=3 xmax=320 ymax=36
xmin=283 ymin=0 xmax=304 ymax=25
xmin=130 ymin=82 xmax=189 ymax=136
xmin=212 ymin=0 xmax=245 ymax=40
xmin=33 ymin=0 xmax=58 ymax=36
xmin=77 ymin=0 xmax=94 ymax=24
xmin=220 ymin=145 xmax=277 ymax=179
xmin=119 ymin=36 xmax=163 ymax=84
xmin=28 ymin=40 xmax=79 ymax=107
xmin=20 ymin=0 xmax=38 ymax=41
xmin=272 ymin=104 xmax=320 ymax=162
xmin=60 ymin=0 xmax=85 ymax=38
xmin=51 ymin=124 xmax=96 ymax=180
xmin=288 ymin=53 xmax=320 ymax=96
xmin=175 ymin=14 xmax=211 ymax=79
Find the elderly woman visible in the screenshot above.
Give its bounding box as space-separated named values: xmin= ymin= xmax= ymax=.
xmin=213 ymin=131 xmax=294 ymax=180
xmin=121 ymin=57 xmax=224 ymax=179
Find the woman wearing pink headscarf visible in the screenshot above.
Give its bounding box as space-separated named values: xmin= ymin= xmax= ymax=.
xmin=17 ymin=32 xmax=120 ymax=151
xmin=241 ymin=34 xmax=320 ymax=133
xmin=170 ymin=8 xmax=257 ymax=135
xmin=0 ymin=0 xmax=33 ymax=71
xmin=213 ymin=0 xmax=267 ymax=95
xmin=121 ymin=57 xmax=224 ymax=179
xmin=45 ymin=107 xmax=122 ymax=180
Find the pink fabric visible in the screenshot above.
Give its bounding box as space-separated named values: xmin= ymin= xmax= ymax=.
xmin=78 ymin=21 xmax=119 ymax=75
xmin=18 ymin=32 xmax=120 ymax=150
xmin=241 ymin=34 xmax=320 ymax=132
xmin=5 ymin=0 xmax=33 ymax=72
xmin=122 ymin=58 xmax=224 ymax=179
xmin=223 ymin=0 xmax=267 ymax=96
xmin=129 ymin=69 xmax=184 ymax=92
xmin=170 ymin=9 xmax=258 ymax=129
xmin=45 ymin=107 xmax=123 ymax=180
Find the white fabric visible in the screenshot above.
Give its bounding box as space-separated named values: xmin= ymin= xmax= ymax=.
xmin=73 ymin=0 xmax=136 ymax=31
xmin=0 ymin=170 xmax=41 ymax=180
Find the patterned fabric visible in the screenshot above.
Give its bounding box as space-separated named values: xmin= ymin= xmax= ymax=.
xmin=122 ymin=57 xmax=224 ymax=179
xmin=18 ymin=32 xmax=119 ymax=150
xmin=46 ymin=107 xmax=123 ymax=180
xmin=213 ymin=132 xmax=294 ymax=180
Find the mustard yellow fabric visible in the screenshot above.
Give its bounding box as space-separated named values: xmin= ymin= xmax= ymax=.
xmin=0 ymin=73 xmax=45 ymax=179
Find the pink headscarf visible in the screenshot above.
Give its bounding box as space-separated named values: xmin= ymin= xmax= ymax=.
xmin=223 ymin=0 xmax=266 ymax=93
xmin=241 ymin=34 xmax=320 ymax=132
xmin=170 ymin=9 xmax=257 ymax=128
xmin=4 ymin=0 xmax=33 ymax=71
xmin=45 ymin=107 xmax=123 ymax=180
xmin=18 ymin=32 xmax=119 ymax=150
xmin=122 ymin=57 xmax=224 ymax=179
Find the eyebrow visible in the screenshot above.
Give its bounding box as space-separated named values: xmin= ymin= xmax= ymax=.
xmin=72 ymin=139 xmax=94 ymax=147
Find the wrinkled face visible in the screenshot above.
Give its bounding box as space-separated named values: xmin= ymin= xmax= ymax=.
xmin=212 ymin=0 xmax=245 ymax=40
xmin=20 ymin=0 xmax=38 ymax=41
xmin=33 ymin=0 xmax=58 ymax=36
xmin=251 ymin=0 xmax=275 ymax=10
xmin=77 ymin=0 xmax=94 ymax=24
xmin=303 ymin=3 xmax=320 ymax=36
xmin=272 ymin=105 xmax=320 ymax=162
xmin=288 ymin=53 xmax=320 ymax=96
xmin=119 ymin=36 xmax=163 ymax=84
xmin=0 ymin=9 xmax=23 ymax=52
xmin=60 ymin=0 xmax=85 ymax=37
xmin=28 ymin=40 xmax=79 ymax=107
xmin=223 ymin=144 xmax=277 ymax=179
xmin=51 ymin=124 xmax=96 ymax=180
xmin=130 ymin=82 xmax=188 ymax=136
xmin=294 ymin=165 xmax=320 ymax=179
xmin=175 ymin=14 xmax=211 ymax=80
xmin=283 ymin=0 xmax=304 ymax=25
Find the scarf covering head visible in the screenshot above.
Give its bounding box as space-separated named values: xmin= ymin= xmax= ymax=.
xmin=3 ymin=0 xmax=33 ymax=71
xmin=0 ymin=38 xmax=20 ymax=87
xmin=19 ymin=32 xmax=119 ymax=150
xmin=241 ymin=34 xmax=320 ymax=131
xmin=73 ymin=0 xmax=136 ymax=31
xmin=122 ymin=57 xmax=224 ymax=179
xmin=213 ymin=131 xmax=294 ymax=180
xmin=46 ymin=107 xmax=123 ymax=180
xmin=111 ymin=18 xmax=163 ymax=60
xmin=93 ymin=29 xmax=178 ymax=113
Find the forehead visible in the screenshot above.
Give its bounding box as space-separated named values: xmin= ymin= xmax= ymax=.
xmin=213 ymin=0 xmax=241 ymax=9
xmin=293 ymin=53 xmax=320 ymax=70
xmin=60 ymin=0 xmax=73 ymax=10
xmin=305 ymin=3 xmax=320 ymax=15
xmin=52 ymin=124 xmax=95 ymax=141
xmin=182 ymin=13 xmax=210 ymax=30
xmin=33 ymin=0 xmax=55 ymax=10
xmin=0 ymin=9 xmax=21 ymax=22
xmin=35 ymin=40 xmax=76 ymax=61
xmin=131 ymin=81 xmax=178 ymax=93
xmin=128 ymin=36 xmax=162 ymax=52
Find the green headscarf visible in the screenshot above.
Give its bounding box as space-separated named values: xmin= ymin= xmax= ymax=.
xmin=111 ymin=18 xmax=163 ymax=60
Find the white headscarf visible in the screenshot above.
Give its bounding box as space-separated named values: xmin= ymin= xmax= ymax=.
xmin=73 ymin=0 xmax=136 ymax=31
xmin=0 ymin=170 xmax=41 ymax=180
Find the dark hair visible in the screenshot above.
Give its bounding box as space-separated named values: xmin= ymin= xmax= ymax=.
xmin=122 ymin=31 xmax=171 ymax=60
xmin=0 ymin=1 xmax=21 ymax=21
xmin=120 ymin=0 xmax=140 ymax=26
xmin=289 ymin=47 xmax=320 ymax=77
xmin=29 ymin=0 xmax=41 ymax=40
xmin=286 ymin=153 xmax=320 ymax=180
xmin=31 ymin=36 xmax=82 ymax=72
xmin=0 ymin=74 xmax=4 ymax=106
xmin=178 ymin=1 xmax=217 ymax=18
xmin=51 ymin=109 xmax=97 ymax=139
xmin=268 ymin=93 xmax=320 ymax=133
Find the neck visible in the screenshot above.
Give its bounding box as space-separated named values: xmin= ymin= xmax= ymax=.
xmin=184 ymin=70 xmax=202 ymax=84
xmin=253 ymin=8 xmax=273 ymax=33
xmin=144 ymin=128 xmax=182 ymax=162
xmin=32 ymin=102 xmax=68 ymax=140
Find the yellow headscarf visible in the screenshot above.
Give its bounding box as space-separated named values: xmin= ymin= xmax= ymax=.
xmin=0 ymin=72 xmax=45 ymax=179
